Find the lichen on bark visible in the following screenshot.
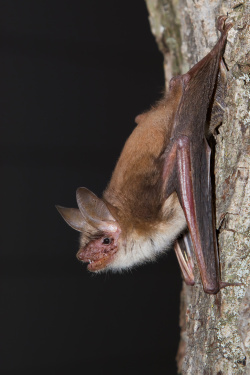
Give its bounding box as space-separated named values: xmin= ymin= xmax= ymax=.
xmin=145 ymin=0 xmax=250 ymax=373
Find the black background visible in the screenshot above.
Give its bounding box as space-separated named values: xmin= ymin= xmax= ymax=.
xmin=1 ymin=1 xmax=183 ymax=374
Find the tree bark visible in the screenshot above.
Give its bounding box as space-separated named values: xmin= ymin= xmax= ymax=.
xmin=145 ymin=1 xmax=250 ymax=374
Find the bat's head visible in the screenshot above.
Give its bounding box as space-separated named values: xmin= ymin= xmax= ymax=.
xmin=56 ymin=187 xmax=121 ymax=272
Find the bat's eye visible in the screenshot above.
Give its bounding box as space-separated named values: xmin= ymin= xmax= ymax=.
xmin=103 ymin=237 xmax=111 ymax=245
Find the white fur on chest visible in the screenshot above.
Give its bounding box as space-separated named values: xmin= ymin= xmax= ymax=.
xmin=108 ymin=206 xmax=186 ymax=272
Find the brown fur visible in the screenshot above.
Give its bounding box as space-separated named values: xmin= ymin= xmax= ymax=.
xmin=103 ymin=88 xmax=184 ymax=234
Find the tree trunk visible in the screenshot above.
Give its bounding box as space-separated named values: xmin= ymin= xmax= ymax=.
xmin=145 ymin=1 xmax=250 ymax=374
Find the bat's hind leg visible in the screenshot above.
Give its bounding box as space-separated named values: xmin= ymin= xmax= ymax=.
xmin=174 ymin=232 xmax=195 ymax=286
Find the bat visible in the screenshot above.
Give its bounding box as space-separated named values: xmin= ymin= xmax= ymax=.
xmin=57 ymin=16 xmax=240 ymax=294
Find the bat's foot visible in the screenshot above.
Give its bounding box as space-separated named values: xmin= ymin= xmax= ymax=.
xmin=174 ymin=235 xmax=195 ymax=286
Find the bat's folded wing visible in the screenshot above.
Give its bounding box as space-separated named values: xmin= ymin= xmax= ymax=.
xmin=164 ymin=135 xmax=221 ymax=294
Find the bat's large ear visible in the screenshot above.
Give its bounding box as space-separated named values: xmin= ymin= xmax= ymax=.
xmin=76 ymin=187 xmax=118 ymax=233
xmin=56 ymin=206 xmax=86 ymax=232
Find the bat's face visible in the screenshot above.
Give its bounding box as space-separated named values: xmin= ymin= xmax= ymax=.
xmin=76 ymin=228 xmax=121 ymax=272
xmin=56 ymin=187 xmax=123 ymax=272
